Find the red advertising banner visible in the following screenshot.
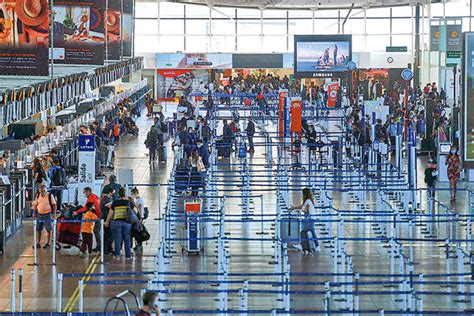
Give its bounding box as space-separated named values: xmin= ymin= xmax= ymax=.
xmin=327 ymin=82 xmax=339 ymax=108
xmin=290 ymin=98 xmax=303 ymax=133
xmin=278 ymin=90 xmax=288 ymax=138
xmin=53 ymin=0 xmax=105 ymax=65
xmin=0 ymin=0 xmax=49 ymax=76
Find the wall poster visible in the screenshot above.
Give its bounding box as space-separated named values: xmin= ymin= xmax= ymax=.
xmin=0 ymin=0 xmax=50 ymax=76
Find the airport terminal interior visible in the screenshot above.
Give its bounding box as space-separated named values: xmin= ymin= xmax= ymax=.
xmin=2 ymin=0 xmax=474 ymax=315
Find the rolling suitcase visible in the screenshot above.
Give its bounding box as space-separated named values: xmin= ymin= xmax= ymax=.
xmin=301 ymin=230 xmax=316 ymax=252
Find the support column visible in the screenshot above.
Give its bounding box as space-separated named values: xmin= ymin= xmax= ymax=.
xmin=414 ymin=5 xmax=421 ymax=88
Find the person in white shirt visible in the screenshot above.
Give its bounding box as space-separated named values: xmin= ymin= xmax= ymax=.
xmin=290 ymin=188 xmax=320 ymax=255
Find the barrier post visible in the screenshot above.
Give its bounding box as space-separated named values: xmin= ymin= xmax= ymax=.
xmin=354 ymin=273 xmax=360 ymax=316
xmin=100 ymin=219 xmax=104 ymax=264
xmin=324 ymin=281 xmax=331 ymax=316
xmin=10 ymin=269 xmax=15 ymax=312
xmin=417 ymin=273 xmax=424 ymax=312
xmin=256 ymin=195 xmax=267 ymax=236
xmin=33 ymin=219 xmax=37 ymax=265
xmin=467 ymin=219 xmax=472 ymax=255
xmin=52 ymin=219 xmax=57 ymax=265
xmin=239 ymin=280 xmax=249 ymax=316
xmin=157 ymin=184 xmax=163 ymax=220
xmin=17 ymin=269 xmax=23 ymax=312
xmin=57 ymin=273 xmax=63 ymax=312
xmin=79 ymin=279 xmax=84 ymax=312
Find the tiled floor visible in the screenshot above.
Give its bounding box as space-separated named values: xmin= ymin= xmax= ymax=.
xmin=0 ymin=108 xmax=473 ymax=315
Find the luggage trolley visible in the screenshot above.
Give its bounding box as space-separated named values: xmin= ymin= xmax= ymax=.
xmin=180 ymin=199 xmax=205 ymax=255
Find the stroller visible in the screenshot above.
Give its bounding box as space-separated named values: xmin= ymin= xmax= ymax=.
xmin=56 ymin=205 xmax=82 ymax=251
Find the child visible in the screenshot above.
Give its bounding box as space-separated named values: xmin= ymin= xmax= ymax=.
xmin=424 ymin=158 xmax=438 ymax=199
xmin=79 ymin=202 xmax=99 ymax=257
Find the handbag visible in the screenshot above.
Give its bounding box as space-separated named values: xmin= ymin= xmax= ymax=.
xmin=125 ymin=202 xmax=138 ymax=224
xmin=132 ymin=223 xmax=150 ymax=242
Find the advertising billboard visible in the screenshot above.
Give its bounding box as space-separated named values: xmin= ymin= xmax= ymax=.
xmin=0 ymin=0 xmax=49 ymax=76
xmin=294 ymin=35 xmax=352 ymax=78
xmin=52 ymin=0 xmax=105 ymax=65
xmin=122 ymin=0 xmax=134 ymax=57
xmin=156 ymin=53 xmax=232 ymax=69
xmin=464 ymin=33 xmax=474 ymax=162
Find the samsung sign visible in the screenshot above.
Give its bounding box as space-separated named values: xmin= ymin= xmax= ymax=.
xmin=78 ymin=135 xmax=96 ymax=152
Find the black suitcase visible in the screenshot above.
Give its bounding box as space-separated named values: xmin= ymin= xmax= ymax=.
xmin=301 ymin=230 xmax=316 ymax=252
xmin=175 ymin=165 xmax=190 ymax=193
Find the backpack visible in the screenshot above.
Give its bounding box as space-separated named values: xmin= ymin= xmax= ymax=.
xmin=51 ymin=167 xmax=66 ymax=186
xmin=113 ymin=124 xmax=120 ymax=137
xmin=160 ymin=122 xmax=168 ymax=133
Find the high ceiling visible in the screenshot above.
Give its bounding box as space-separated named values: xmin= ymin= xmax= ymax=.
xmin=166 ymin=0 xmax=436 ymax=9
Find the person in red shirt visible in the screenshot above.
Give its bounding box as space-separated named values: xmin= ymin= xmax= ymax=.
xmin=74 ymin=187 xmax=101 ymax=251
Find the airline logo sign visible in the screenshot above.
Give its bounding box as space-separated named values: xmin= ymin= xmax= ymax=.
xmin=78 ymin=135 xmax=95 ymax=152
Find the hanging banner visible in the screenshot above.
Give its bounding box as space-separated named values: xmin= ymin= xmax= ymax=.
xmin=78 ymin=134 xmax=96 ymax=204
xmin=430 ymin=25 xmax=440 ymax=51
xmin=327 ymin=82 xmax=340 ymax=108
xmin=446 ymin=24 xmax=462 ymax=52
xmin=52 ymin=0 xmax=105 ymax=65
xmin=0 ymin=0 xmax=49 ymax=76
xmin=106 ymin=0 xmax=121 ymax=61
xmin=464 ymin=33 xmax=474 ymax=162
xmin=156 ymin=69 xmax=208 ymax=99
xmin=122 ymin=0 xmax=133 ymax=57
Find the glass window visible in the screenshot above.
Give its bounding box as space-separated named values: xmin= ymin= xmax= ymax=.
xmin=365 ymin=35 xmax=391 ymax=51
xmin=212 ymin=7 xmax=236 ymax=18
xmin=262 ymin=19 xmax=287 ymax=35
xmin=237 ymin=20 xmax=261 ymax=35
xmin=288 ymin=10 xmax=313 ymax=18
xmin=185 ymin=4 xmax=210 ymax=18
xmin=366 ymin=7 xmax=390 ymax=17
xmin=262 ymin=35 xmax=287 ymax=52
xmin=445 ymin=1 xmax=470 ymax=17
xmin=391 ymin=5 xmax=413 ymax=17
xmin=463 ymin=18 xmax=471 ymax=32
xmin=237 ymin=36 xmax=262 ymax=52
xmin=263 ymin=9 xmax=287 ymax=18
xmin=212 ymin=20 xmax=236 ymax=35
xmin=352 ymin=35 xmax=365 ymax=51
xmin=211 ymin=35 xmax=236 ymax=52
xmin=314 ymin=10 xmax=338 ymax=18
xmin=186 ymin=36 xmax=210 ymax=52
xmin=160 ymin=20 xmax=184 ymax=35
xmin=288 ymin=36 xmax=294 ymax=52
xmin=135 ymin=2 xmax=158 ymax=18
xmin=314 ymin=19 xmax=338 ymax=34
xmin=135 ymin=19 xmax=158 ymax=35
xmin=289 ymin=19 xmax=313 ymax=34
xmin=186 ymin=20 xmax=210 ymax=35
xmin=343 ymin=18 xmax=365 ymax=35
xmin=160 ymin=36 xmax=184 ymax=52
xmin=430 ymin=3 xmax=444 ymax=17
xmin=391 ymin=35 xmax=413 ymax=51
xmin=237 ymin=8 xmax=261 ymax=18
xmin=135 ymin=35 xmax=159 ymax=53
xmin=160 ymin=2 xmax=184 ymax=18
xmin=366 ymin=18 xmax=391 ymax=34
xmin=392 ymin=18 xmax=412 ymax=34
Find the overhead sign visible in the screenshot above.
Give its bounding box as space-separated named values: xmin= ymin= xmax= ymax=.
xmin=401 ymin=68 xmax=414 ymax=81
xmin=156 ymin=53 xmax=232 ymax=69
xmin=0 ymin=0 xmax=49 ymax=76
xmin=386 ymin=46 xmax=408 ymax=52
xmin=78 ymin=134 xmax=96 ymax=151
xmin=447 ymin=51 xmax=461 ymax=58
xmin=347 ymin=61 xmax=357 ymax=71
xmin=430 ymin=25 xmax=440 ymax=51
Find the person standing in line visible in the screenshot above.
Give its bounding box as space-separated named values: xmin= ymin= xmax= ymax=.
xmin=424 ymin=158 xmax=438 ymax=199
xmin=74 ymin=187 xmax=102 ymax=252
xmin=79 ymin=202 xmax=99 ymax=257
xmin=246 ymin=118 xmax=256 ymax=154
xmin=446 ymin=146 xmax=461 ymax=202
xmin=100 ymin=188 xmax=114 ymax=255
xmin=105 ymin=187 xmax=136 ymax=260
xmin=48 ymin=159 xmax=66 ymax=211
xmin=32 ymin=184 xmax=57 ymax=249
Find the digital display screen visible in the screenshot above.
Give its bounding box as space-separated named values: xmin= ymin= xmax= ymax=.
xmin=294 ymin=35 xmax=352 ymax=78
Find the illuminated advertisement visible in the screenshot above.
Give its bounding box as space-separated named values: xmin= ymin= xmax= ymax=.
xmin=464 ymin=33 xmax=474 ymax=161
xmin=294 ymin=35 xmax=352 ymax=78
xmin=52 ymin=0 xmax=105 ymax=65
xmin=122 ymin=0 xmax=133 ymax=57
xmin=156 ymin=69 xmax=209 ymax=99
xmin=0 ymin=0 xmax=49 ymax=75
xmin=156 ymin=53 xmax=233 ymax=69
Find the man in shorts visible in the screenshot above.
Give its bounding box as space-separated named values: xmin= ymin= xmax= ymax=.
xmin=32 ymin=184 xmax=57 ymax=249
